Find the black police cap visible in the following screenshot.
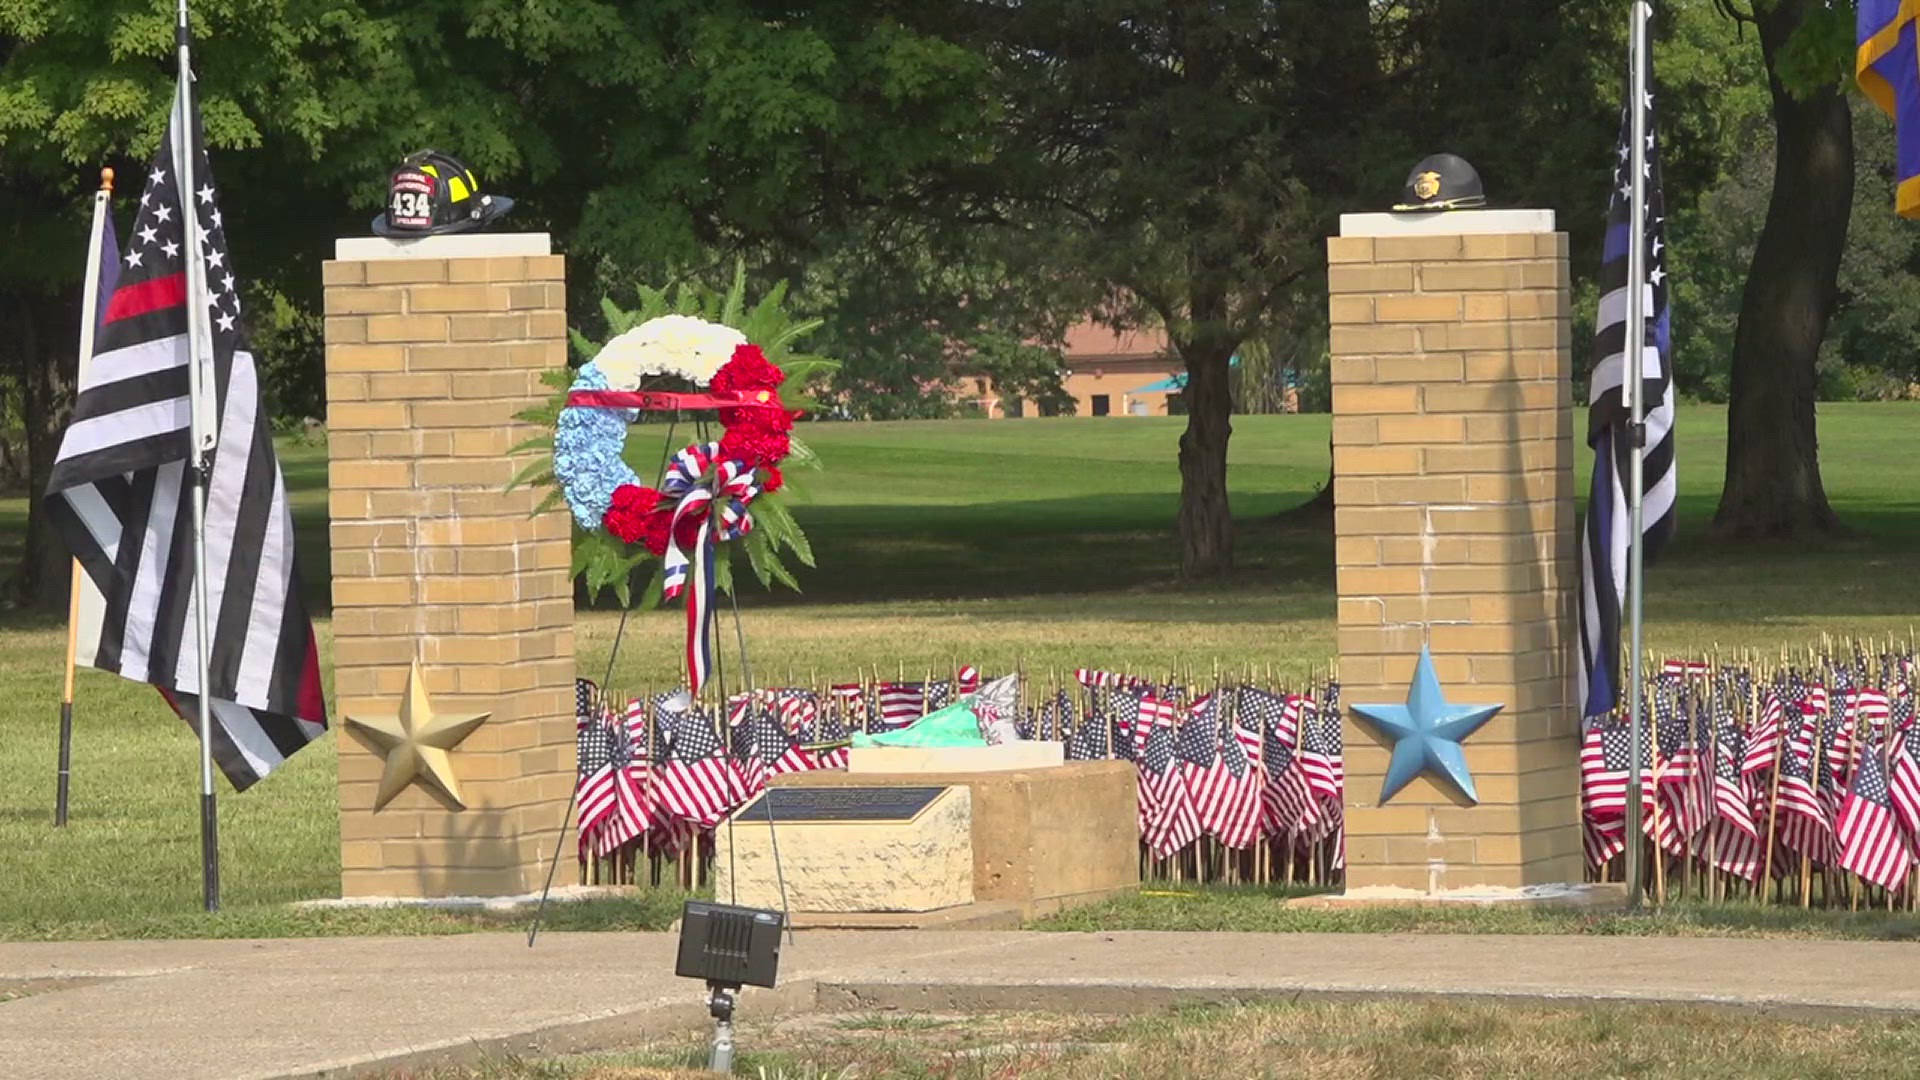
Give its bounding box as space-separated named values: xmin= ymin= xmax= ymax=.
xmin=1392 ymin=153 xmax=1487 ymax=213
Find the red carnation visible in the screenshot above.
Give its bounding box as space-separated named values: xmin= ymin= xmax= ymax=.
xmin=721 ymin=426 xmax=790 ymax=469
xmin=638 ymin=510 xmax=674 ymax=557
xmin=719 ymin=404 xmax=794 ymax=432
xmin=761 ymin=466 xmax=784 ymax=493
xmin=603 ymin=484 xmax=661 ymax=544
xmin=711 ymin=344 xmax=785 ymax=393
xmin=612 ymin=484 xmax=662 ymax=516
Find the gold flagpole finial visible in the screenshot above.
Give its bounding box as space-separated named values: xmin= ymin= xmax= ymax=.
xmin=100 ymin=167 xmax=114 ymax=193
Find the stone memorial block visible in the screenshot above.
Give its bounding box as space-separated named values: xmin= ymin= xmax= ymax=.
xmin=717 ymin=786 xmax=974 ymax=914
xmin=716 ymin=761 xmax=1138 ymax=922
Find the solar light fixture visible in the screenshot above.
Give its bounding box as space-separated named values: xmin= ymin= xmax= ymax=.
xmin=676 ymin=899 xmax=784 ymax=1073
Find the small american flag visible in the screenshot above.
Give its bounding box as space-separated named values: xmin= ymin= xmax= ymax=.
xmin=730 ymin=699 xmax=787 ymax=797
xmin=654 ymin=703 xmax=742 ymax=828
xmin=1742 ymin=690 xmax=1784 ymax=775
xmin=575 ymin=679 xmax=599 ymax=727
xmin=1820 ymin=703 xmax=1856 ymax=816
xmin=1887 ymin=722 xmax=1920 ymax=841
xmin=1776 ymin=710 xmax=1835 ymax=863
xmin=1705 ymin=817 xmax=1763 ymax=882
xmin=1584 ymin=815 xmax=1627 ymax=870
xmin=1579 ymin=719 xmax=1648 ymax=823
xmin=591 ymin=701 xmax=653 ymax=856
xmin=815 ymin=696 xmax=851 ymax=770
xmin=575 ymin=710 xmax=617 ymax=837
xmin=877 ymin=682 xmax=926 ymax=728
xmin=1136 ymin=695 xmax=1199 ymax=858
xmin=1853 ymin=688 xmax=1892 ymax=744
xmin=926 ymin=679 xmax=955 ymax=712
xmin=1181 ymin=694 xmax=1260 ymax=850
xmin=1106 ymin=690 xmax=1142 ymax=763
xmin=957 ymin=665 xmax=981 ymax=694
xmin=1650 ymin=686 xmax=1701 ymax=854
xmin=1175 ymin=694 xmax=1227 ymax=839
xmin=1836 ymin=744 xmax=1915 ymax=889
xmin=1709 ymin=692 xmax=1758 ymax=839
xmin=1240 ymin=686 xmax=1318 ymax=836
xmin=1075 ymin=667 xmax=1144 ymax=690
xmin=1297 ymin=698 xmax=1340 ymax=805
xmin=778 ymin=689 xmax=820 ymax=738
xmin=828 ymin=682 xmax=868 ymax=731
xmin=1065 ymin=694 xmax=1111 ymax=762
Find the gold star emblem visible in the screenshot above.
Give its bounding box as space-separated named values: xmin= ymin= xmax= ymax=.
xmin=345 ymin=661 xmax=490 ymax=811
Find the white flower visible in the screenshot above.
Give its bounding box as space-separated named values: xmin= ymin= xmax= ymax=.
xmin=593 ymin=314 xmax=747 ymax=389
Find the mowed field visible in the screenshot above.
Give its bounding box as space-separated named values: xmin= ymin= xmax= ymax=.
xmin=0 ymin=404 xmax=1916 ymax=934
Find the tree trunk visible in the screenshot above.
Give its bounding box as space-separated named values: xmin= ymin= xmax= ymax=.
xmin=1177 ymin=341 xmax=1235 ymax=576
xmin=1712 ymin=0 xmax=1849 ymax=539
xmin=4 ymin=292 xmax=76 ymax=610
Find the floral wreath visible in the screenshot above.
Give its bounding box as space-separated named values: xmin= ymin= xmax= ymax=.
xmin=555 ymin=315 xmax=794 ymax=542
xmin=553 ymin=315 xmax=798 ymax=692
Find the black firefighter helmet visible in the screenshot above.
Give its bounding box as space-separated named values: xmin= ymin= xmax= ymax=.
xmin=1392 ymin=153 xmax=1486 ymax=213
xmin=371 ymin=149 xmax=515 ymax=237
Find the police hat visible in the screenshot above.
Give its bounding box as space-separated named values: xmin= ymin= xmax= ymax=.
xmin=371 ymin=150 xmax=515 ymax=238
xmin=1392 ymin=153 xmax=1486 ymax=213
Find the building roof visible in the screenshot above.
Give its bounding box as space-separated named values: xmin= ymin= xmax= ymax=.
xmin=1062 ymin=322 xmax=1170 ymax=362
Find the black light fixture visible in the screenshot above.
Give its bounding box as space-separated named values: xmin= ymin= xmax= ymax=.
xmin=676 ymin=899 xmax=785 ymax=1072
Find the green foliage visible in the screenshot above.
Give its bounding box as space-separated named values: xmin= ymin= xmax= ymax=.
xmin=510 ymin=262 xmax=835 ymax=609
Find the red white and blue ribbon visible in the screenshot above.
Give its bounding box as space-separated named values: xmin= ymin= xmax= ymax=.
xmin=659 ymin=442 xmax=762 ymax=694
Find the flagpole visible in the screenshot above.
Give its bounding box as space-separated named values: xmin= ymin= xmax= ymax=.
xmin=174 ymin=0 xmax=221 ymax=912
xmin=1622 ymin=0 xmax=1652 ymax=908
xmin=57 ymin=168 xmax=116 ymax=827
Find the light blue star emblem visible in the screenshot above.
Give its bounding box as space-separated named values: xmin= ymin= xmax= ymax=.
xmin=1350 ymin=646 xmax=1503 ymax=805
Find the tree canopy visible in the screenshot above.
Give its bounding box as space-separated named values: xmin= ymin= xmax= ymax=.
xmin=2 ymin=0 xmax=1914 ymax=599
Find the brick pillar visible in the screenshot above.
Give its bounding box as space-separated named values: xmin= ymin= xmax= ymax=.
xmin=322 ymin=234 xmax=575 ymax=899
xmin=1327 ymin=213 xmax=1580 ymax=892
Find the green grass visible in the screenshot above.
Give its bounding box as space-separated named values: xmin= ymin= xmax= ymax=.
xmin=1028 ymin=883 xmax=1920 ymax=939
xmin=379 ymin=1000 xmax=1920 ymax=1079
xmin=0 ymin=405 xmax=1917 ymax=937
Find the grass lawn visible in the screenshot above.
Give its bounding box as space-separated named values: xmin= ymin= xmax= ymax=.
xmin=385 ymin=999 xmax=1920 ymax=1078
xmin=0 ymin=404 xmax=1916 ymax=936
xmin=1028 ymin=883 xmax=1920 ymax=939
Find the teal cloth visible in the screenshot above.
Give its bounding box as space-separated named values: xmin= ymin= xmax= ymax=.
xmin=849 ymin=700 xmax=988 ymax=748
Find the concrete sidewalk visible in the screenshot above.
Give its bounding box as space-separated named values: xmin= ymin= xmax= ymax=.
xmin=3 ymin=930 xmax=1919 ymax=1079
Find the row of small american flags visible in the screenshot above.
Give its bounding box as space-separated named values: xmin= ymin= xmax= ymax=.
xmin=1581 ymin=644 xmax=1920 ymax=905
xmin=570 ymin=666 xmax=1347 ymax=885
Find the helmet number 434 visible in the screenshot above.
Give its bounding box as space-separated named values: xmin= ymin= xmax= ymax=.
xmin=389 ymin=188 xmax=432 ymax=226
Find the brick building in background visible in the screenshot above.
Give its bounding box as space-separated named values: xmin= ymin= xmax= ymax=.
xmin=969 ymin=322 xmax=1182 ymax=418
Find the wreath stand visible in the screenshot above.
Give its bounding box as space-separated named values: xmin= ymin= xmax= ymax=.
xmin=528 ymin=402 xmax=792 ymax=946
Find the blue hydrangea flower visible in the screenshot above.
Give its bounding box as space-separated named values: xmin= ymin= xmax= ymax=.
xmin=554 ymin=362 xmax=640 ymax=530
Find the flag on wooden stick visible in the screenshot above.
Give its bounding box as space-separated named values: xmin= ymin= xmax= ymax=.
xmin=43 ymin=85 xmax=327 ymax=790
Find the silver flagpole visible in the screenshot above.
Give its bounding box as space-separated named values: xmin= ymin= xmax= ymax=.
xmin=174 ymin=0 xmax=221 ymax=912
xmin=1622 ymin=0 xmax=1651 ymax=908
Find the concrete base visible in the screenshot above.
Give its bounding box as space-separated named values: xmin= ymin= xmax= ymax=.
xmin=783 ymin=902 xmax=1026 ymax=932
xmin=291 ymin=884 xmax=634 ymax=913
xmin=848 ymin=743 xmax=1064 ymax=773
xmin=756 ymin=762 xmax=1139 ymax=920
xmin=1289 ymin=881 xmax=1627 ymax=911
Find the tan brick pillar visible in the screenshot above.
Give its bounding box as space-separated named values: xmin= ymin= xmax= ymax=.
xmin=322 ymin=234 xmax=575 ymax=898
xmin=1327 ymin=212 xmax=1580 ymax=893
